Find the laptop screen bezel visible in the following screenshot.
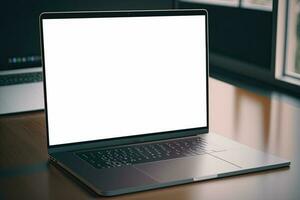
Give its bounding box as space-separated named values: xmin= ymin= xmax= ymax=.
xmin=39 ymin=9 xmax=209 ymax=153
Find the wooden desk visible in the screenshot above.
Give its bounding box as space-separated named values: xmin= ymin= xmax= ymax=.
xmin=0 ymin=78 xmax=299 ymax=199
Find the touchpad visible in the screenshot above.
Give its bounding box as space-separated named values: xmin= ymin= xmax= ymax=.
xmin=135 ymin=154 xmax=240 ymax=182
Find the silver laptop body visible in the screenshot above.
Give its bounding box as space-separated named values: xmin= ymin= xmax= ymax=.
xmin=0 ymin=68 xmax=44 ymax=115
xmin=40 ymin=10 xmax=290 ymax=196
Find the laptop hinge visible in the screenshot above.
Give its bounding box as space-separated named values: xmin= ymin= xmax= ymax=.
xmin=48 ymin=128 xmax=208 ymax=154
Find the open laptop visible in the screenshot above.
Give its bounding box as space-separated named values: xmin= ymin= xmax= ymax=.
xmin=40 ymin=9 xmax=290 ymax=196
xmin=0 ymin=0 xmax=44 ymax=114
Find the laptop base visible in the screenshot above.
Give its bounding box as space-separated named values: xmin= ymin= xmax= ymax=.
xmin=50 ymin=133 xmax=290 ymax=196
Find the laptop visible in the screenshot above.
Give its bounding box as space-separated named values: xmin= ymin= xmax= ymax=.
xmin=40 ymin=9 xmax=290 ymax=196
xmin=0 ymin=70 xmax=44 ymax=115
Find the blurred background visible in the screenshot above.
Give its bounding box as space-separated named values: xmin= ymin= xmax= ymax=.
xmin=0 ymin=0 xmax=299 ymax=115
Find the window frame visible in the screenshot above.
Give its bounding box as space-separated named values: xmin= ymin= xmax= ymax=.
xmin=274 ymin=0 xmax=300 ymax=87
xmin=180 ymin=0 xmax=273 ymax=11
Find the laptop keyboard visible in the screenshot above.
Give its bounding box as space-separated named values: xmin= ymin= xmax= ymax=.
xmin=76 ymin=137 xmax=225 ymax=169
xmin=0 ymin=72 xmax=42 ymax=86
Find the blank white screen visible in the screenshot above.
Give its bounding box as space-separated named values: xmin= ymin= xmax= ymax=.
xmin=43 ymin=15 xmax=207 ymax=146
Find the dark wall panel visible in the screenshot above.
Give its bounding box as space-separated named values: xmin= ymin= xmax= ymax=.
xmin=178 ymin=2 xmax=273 ymax=70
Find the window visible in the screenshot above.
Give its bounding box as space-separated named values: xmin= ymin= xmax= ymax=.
xmin=284 ymin=0 xmax=300 ymax=79
xmin=242 ymin=0 xmax=273 ymax=11
xmin=182 ymin=0 xmax=273 ymax=11
xmin=275 ymin=0 xmax=300 ymax=86
xmin=184 ymin=0 xmax=239 ymax=7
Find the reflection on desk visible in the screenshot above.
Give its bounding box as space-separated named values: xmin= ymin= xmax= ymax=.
xmin=0 ymin=78 xmax=299 ymax=200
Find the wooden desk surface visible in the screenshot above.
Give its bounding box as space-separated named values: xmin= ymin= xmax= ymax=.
xmin=0 ymin=78 xmax=299 ymax=200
